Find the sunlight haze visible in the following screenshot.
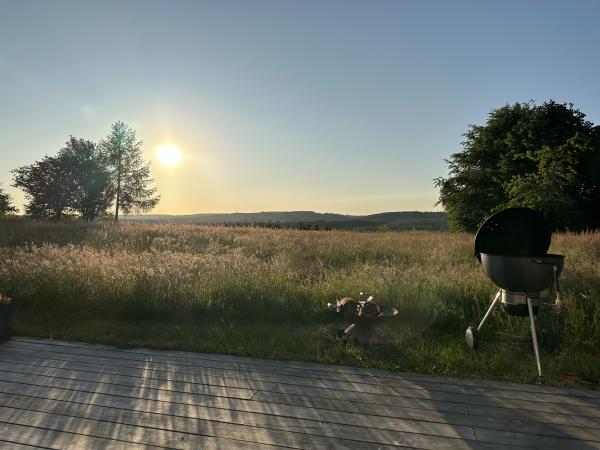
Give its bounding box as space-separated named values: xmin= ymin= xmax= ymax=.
xmin=156 ymin=144 xmax=183 ymax=167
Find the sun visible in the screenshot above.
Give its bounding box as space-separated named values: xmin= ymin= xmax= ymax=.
xmin=156 ymin=144 xmax=182 ymax=167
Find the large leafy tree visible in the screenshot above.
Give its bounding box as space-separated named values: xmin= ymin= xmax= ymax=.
xmin=58 ymin=137 xmax=113 ymax=221
xmin=435 ymin=101 xmax=600 ymax=231
xmin=99 ymin=121 xmax=160 ymax=221
xmin=12 ymin=155 xmax=75 ymax=219
xmin=0 ymin=185 xmax=17 ymax=215
xmin=12 ymin=137 xmax=113 ymax=220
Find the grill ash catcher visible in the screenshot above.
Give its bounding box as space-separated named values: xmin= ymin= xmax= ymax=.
xmin=328 ymin=293 xmax=398 ymax=344
xmin=467 ymin=207 xmax=564 ymax=380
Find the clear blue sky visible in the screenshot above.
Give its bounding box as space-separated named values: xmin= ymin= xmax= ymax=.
xmin=1 ymin=0 xmax=599 ymax=214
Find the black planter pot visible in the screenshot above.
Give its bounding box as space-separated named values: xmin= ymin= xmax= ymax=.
xmin=0 ymin=303 xmax=12 ymax=341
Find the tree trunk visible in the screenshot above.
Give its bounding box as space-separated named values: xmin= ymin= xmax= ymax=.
xmin=114 ymin=173 xmax=121 ymax=222
xmin=114 ymin=143 xmax=122 ymax=222
xmin=114 ymin=188 xmax=119 ymax=221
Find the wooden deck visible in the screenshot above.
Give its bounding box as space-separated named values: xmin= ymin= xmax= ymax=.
xmin=0 ymin=338 xmax=598 ymax=449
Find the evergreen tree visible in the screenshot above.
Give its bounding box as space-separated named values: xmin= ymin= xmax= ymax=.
xmin=100 ymin=121 xmax=160 ymax=221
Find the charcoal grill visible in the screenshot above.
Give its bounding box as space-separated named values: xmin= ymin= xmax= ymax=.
xmin=466 ymin=207 xmax=564 ymax=379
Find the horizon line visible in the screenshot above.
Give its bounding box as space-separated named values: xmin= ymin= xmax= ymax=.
xmin=125 ymin=209 xmax=447 ymax=217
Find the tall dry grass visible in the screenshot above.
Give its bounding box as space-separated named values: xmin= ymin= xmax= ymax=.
xmin=0 ymin=217 xmax=598 ymax=385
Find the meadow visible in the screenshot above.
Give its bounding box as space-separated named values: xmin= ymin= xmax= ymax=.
xmin=0 ymin=217 xmax=598 ymax=388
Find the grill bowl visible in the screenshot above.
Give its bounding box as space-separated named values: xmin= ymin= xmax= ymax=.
xmin=480 ymin=253 xmax=564 ymax=293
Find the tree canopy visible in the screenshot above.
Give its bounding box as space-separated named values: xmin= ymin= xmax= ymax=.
xmin=13 ymin=154 xmax=76 ymax=219
xmin=13 ymin=137 xmax=111 ymax=220
xmin=435 ymin=101 xmax=600 ymax=231
xmin=57 ymin=137 xmax=113 ymax=221
xmin=0 ymin=185 xmax=17 ymax=216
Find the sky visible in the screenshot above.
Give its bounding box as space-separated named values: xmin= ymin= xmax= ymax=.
xmin=1 ymin=0 xmax=599 ymax=215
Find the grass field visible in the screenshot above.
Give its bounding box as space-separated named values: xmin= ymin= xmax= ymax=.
xmin=0 ymin=217 xmax=598 ymax=388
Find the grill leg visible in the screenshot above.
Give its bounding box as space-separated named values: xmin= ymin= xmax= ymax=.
xmin=527 ymin=297 xmax=543 ymax=379
xmin=477 ymin=290 xmax=501 ymax=332
xmin=553 ymin=265 xmax=561 ymax=309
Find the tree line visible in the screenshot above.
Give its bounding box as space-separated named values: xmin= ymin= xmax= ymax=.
xmin=3 ymin=101 xmax=599 ymax=230
xmin=0 ymin=121 xmax=159 ymax=221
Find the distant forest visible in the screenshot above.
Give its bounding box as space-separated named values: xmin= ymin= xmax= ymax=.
xmin=123 ymin=211 xmax=447 ymax=231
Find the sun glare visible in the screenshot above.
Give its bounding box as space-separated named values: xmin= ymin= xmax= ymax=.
xmin=156 ymin=144 xmax=182 ymax=167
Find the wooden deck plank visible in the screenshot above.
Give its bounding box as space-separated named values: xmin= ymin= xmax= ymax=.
xmin=1 ymin=376 xmax=599 ymax=444
xmin=0 ymin=350 xmax=260 ymax=390
xmin=265 ymin=372 xmax=600 ymax=409
xmin=0 ymin=407 xmax=298 ymax=450
xmin=16 ymin=338 xmax=600 ymax=398
xmin=0 ymin=360 xmax=256 ymax=399
xmin=250 ymin=392 xmax=600 ymax=448
xmin=0 ymin=421 xmax=168 ymax=450
xmin=0 ymin=386 xmax=462 ymax=443
xmin=473 ymin=427 xmax=600 ymax=450
xmin=0 ymin=391 xmax=489 ymax=449
xmin=0 ymin=397 xmax=534 ymax=450
xmin=5 ymin=340 xmax=599 ymax=411
xmin=0 ymin=371 xmax=479 ymax=441
xmin=13 ymin=337 xmax=600 ymax=399
xmin=5 ymin=344 xmax=596 ymax=412
xmin=0 ymin=440 xmax=51 ymax=450
xmin=0 ymin=378 xmax=474 ymax=429
xmin=0 ymin=337 xmax=598 ymax=450
xmin=4 ymin=342 xmax=598 ymax=427
xmin=2 ymin=354 xmax=598 ymax=422
xmin=0 ymin=394 xmax=396 ymax=450
xmin=5 ymin=347 xmax=600 ymax=432
xmin=249 ymin=391 xmax=600 ymax=439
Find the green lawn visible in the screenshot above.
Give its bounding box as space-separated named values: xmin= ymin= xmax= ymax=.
xmin=0 ymin=217 xmax=598 ymax=388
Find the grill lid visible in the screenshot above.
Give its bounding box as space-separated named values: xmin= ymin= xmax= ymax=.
xmin=474 ymin=207 xmax=551 ymax=262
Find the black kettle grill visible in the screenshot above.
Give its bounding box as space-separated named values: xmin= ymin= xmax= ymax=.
xmin=466 ymin=207 xmax=564 ymax=379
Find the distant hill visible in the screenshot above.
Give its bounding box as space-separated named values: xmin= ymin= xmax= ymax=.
xmin=123 ymin=211 xmax=447 ymax=230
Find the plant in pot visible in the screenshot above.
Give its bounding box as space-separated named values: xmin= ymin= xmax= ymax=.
xmin=0 ymin=293 xmax=12 ymax=341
